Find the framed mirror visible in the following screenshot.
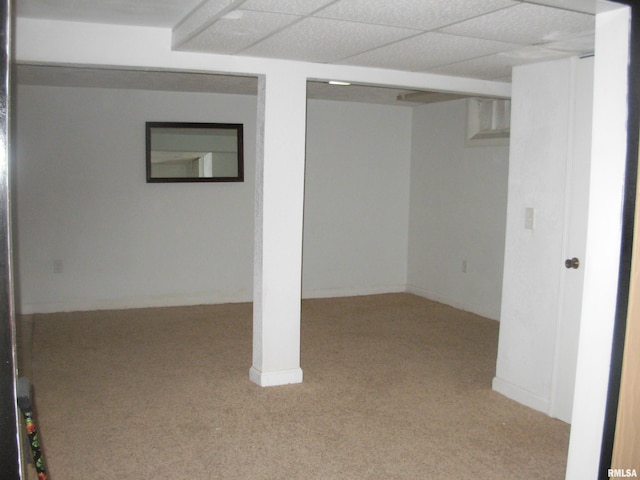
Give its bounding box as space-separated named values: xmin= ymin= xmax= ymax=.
xmin=146 ymin=122 xmax=244 ymax=183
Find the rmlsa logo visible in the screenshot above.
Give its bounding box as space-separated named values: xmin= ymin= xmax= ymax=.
xmin=609 ymin=469 xmax=638 ymax=478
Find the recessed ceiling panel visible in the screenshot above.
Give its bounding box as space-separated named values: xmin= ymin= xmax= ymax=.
xmin=241 ymin=17 xmax=418 ymax=63
xmin=341 ymin=32 xmax=521 ymax=71
xmin=315 ymin=0 xmax=517 ymax=31
xmin=439 ymin=3 xmax=594 ymax=45
xmin=178 ymin=10 xmax=300 ymax=54
xmin=241 ymin=0 xmax=337 ymax=15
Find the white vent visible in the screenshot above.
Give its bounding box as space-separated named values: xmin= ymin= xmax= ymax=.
xmin=466 ymin=98 xmax=511 ymax=146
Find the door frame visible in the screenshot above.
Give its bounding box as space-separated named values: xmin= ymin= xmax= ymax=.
xmin=599 ymin=0 xmax=640 ymax=477
xmin=0 ymin=0 xmax=20 ymax=478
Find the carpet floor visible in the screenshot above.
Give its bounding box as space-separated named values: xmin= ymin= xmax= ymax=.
xmin=17 ymin=293 xmax=570 ymax=479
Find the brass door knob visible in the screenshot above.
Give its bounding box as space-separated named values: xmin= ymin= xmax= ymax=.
xmin=565 ymin=257 xmax=580 ymax=269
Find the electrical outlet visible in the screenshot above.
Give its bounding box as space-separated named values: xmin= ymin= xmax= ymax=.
xmin=53 ymin=260 xmax=63 ymax=274
xmin=462 ymin=260 xmax=467 ymax=273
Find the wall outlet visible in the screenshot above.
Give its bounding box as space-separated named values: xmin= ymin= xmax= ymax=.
xmin=462 ymin=259 xmax=468 ymax=273
xmin=53 ymin=260 xmax=63 ymax=274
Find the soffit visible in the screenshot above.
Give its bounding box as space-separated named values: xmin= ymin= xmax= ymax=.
xmin=15 ymin=64 xmax=426 ymax=106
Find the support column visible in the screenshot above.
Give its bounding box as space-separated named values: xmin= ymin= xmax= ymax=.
xmin=250 ymin=70 xmax=307 ymax=387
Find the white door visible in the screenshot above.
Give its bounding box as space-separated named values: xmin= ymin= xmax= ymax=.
xmin=494 ymin=55 xmax=597 ymax=419
xmin=550 ymin=56 xmax=595 ymax=423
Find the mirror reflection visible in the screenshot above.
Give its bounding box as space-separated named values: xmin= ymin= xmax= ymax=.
xmin=146 ymin=122 xmax=244 ymax=182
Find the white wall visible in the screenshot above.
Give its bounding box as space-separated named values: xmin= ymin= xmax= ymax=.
xmin=302 ymin=100 xmax=412 ymax=298
xmin=407 ymin=99 xmax=509 ymax=320
xmin=14 ymin=86 xmax=414 ymax=313
xmin=14 ymin=86 xmax=257 ymax=313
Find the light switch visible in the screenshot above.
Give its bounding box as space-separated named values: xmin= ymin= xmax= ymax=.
xmin=525 ymin=208 xmax=535 ymax=230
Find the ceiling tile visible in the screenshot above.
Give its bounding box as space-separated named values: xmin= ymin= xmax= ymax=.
xmin=174 ymin=0 xmax=246 ymax=47
xmin=240 ymin=17 xmax=417 ymax=63
xmin=439 ymin=3 xmax=594 ymax=44
xmin=315 ymin=0 xmax=517 ymax=31
xmin=430 ymin=46 xmax=572 ymax=80
xmin=541 ymin=32 xmax=595 ymax=55
xmin=241 ymin=0 xmax=337 ymax=15
xmin=498 ymin=45 xmax=580 ymax=62
xmin=429 ymin=55 xmax=517 ymax=80
xmin=178 ymin=10 xmax=300 ymax=54
xmin=341 ymin=32 xmax=521 ymax=71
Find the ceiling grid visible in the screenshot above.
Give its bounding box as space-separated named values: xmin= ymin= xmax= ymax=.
xmin=15 ymin=0 xmax=596 ymax=104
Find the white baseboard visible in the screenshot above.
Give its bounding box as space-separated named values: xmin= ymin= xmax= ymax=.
xmin=302 ymin=285 xmax=406 ymax=300
xmin=20 ymin=286 xmax=410 ymax=314
xmin=405 ymin=284 xmax=500 ymax=321
xmin=21 ymin=284 xmax=497 ymax=320
xmin=492 ymin=376 xmax=549 ymax=414
xmin=249 ymin=367 xmax=303 ymax=387
xmin=18 ymin=291 xmax=253 ymax=315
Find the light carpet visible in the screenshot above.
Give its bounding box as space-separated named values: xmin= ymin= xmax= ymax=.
xmin=17 ymin=293 xmax=570 ymax=479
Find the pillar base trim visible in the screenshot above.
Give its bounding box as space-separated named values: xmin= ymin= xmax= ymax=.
xmin=249 ymin=367 xmax=303 ymax=387
xmin=492 ymin=376 xmax=549 ymax=415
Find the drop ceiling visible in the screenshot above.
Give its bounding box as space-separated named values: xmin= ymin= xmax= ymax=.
xmin=15 ymin=0 xmax=596 ymax=105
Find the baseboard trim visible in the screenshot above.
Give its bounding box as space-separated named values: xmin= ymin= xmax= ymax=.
xmin=492 ymin=376 xmax=549 ymax=414
xmin=22 ymin=285 xmax=498 ymax=320
xmin=406 ymin=284 xmax=500 ymax=321
xmin=18 ymin=291 xmax=253 ymax=315
xmin=20 ymin=286 xmax=408 ymax=314
xmin=302 ymin=285 xmax=406 ymax=300
xmin=249 ymin=367 xmax=303 ymax=387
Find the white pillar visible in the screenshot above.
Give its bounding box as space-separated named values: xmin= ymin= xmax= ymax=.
xmin=250 ymin=69 xmax=307 ymax=387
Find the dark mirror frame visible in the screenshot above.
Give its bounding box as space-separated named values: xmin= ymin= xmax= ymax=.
xmin=146 ymin=122 xmax=244 ymax=183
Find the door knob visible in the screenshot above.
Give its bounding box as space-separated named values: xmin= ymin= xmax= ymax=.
xmin=565 ymin=257 xmax=580 ymax=269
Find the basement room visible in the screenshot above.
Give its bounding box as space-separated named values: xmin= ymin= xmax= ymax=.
xmin=5 ymin=1 xmax=634 ymax=479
